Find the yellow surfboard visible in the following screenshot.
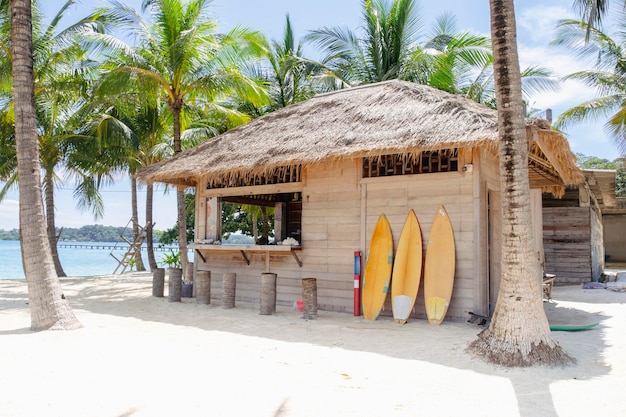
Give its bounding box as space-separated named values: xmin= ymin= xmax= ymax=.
xmin=362 ymin=214 xmax=393 ymax=321
xmin=424 ymin=205 xmax=456 ymax=325
xmin=391 ymin=210 xmax=423 ymax=324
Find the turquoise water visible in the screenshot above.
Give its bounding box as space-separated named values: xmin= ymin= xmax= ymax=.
xmin=0 ymin=240 xmax=175 ymax=280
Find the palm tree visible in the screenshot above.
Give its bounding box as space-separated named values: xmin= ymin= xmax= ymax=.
xmin=305 ymin=0 xmax=556 ymax=108
xmin=573 ymin=0 xmax=613 ymax=38
xmin=8 ymin=0 xmax=80 ymax=330
xmin=0 ymin=1 xmax=118 ymax=277
xmin=92 ymin=0 xmax=268 ymax=271
xmin=257 ymin=14 xmax=322 ymax=112
xmin=467 ymin=0 xmax=571 ymax=366
xmin=553 ymin=15 xmax=626 ymax=154
xmin=305 ymin=0 xmax=422 ymax=86
xmin=409 ymin=13 xmax=492 ymax=94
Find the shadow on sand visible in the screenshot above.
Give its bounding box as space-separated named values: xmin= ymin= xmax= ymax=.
xmin=2 ymin=274 xmax=621 ymax=416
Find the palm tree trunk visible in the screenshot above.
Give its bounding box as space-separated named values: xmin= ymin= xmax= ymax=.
xmin=146 ymin=182 xmax=158 ymax=270
xmin=261 ymin=206 xmax=269 ymax=240
xmin=468 ymin=0 xmax=570 ymax=366
xmin=44 ymin=170 xmax=66 ymax=277
xmin=176 ymin=188 xmax=189 ymax=268
xmin=11 ymin=0 xmax=80 ymax=330
xmin=252 ymin=212 xmax=258 ymax=241
xmin=171 ymin=105 xmax=189 ymax=270
xmin=131 ymin=176 xmax=145 ymax=271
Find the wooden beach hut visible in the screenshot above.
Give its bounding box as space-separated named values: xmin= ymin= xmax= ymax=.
xmin=542 ymin=170 xmax=616 ymax=283
xmin=137 ymin=80 xmax=583 ymax=321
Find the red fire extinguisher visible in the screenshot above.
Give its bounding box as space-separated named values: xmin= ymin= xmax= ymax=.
xmin=354 ymin=251 xmax=362 ymax=316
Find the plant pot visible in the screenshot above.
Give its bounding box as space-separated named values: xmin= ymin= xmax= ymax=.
xmin=182 ymin=282 xmax=193 ymax=298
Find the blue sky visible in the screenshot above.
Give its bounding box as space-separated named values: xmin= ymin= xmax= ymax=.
xmin=0 ymin=0 xmax=621 ymax=230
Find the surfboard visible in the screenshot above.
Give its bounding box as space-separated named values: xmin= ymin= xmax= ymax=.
xmin=391 ymin=210 xmax=423 ymax=324
xmin=424 ymin=205 xmax=455 ymax=325
xmin=550 ymin=323 xmax=599 ymax=331
xmin=362 ymin=214 xmax=394 ymax=321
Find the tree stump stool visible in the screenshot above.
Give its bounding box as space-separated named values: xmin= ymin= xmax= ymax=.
xmin=222 ymin=272 xmax=236 ymax=309
xmin=260 ymin=273 xmax=277 ymax=315
xmin=302 ymin=278 xmax=318 ymax=319
xmin=152 ymin=268 xmax=165 ymax=297
xmin=168 ymin=268 xmax=183 ymax=302
xmin=196 ymin=271 xmax=211 ymax=305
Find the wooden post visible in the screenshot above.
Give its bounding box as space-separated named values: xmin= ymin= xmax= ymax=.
xmin=196 ymin=271 xmax=211 ymax=305
xmin=152 ymin=268 xmax=165 ymax=297
xmin=274 ymin=202 xmax=287 ymax=242
xmin=302 ymin=278 xmax=318 ymax=319
xmin=222 ymin=272 xmax=236 ymax=309
xmin=205 ymin=197 xmax=222 ymax=241
xmin=260 ymin=273 xmax=277 ymax=315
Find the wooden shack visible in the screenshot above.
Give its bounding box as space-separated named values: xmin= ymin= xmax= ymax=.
xmin=542 ymin=169 xmax=616 ymax=283
xmin=138 ymin=80 xmax=583 ymax=321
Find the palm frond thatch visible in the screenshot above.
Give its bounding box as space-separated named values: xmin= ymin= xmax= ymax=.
xmin=137 ymin=80 xmax=583 ymax=191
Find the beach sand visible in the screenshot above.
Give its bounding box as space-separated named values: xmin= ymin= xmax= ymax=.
xmin=0 ymin=272 xmax=624 ymax=417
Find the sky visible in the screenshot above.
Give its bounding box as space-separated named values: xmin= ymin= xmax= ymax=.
xmin=0 ymin=0 xmax=622 ymax=231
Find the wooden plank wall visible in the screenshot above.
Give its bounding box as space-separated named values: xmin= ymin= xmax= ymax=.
xmin=194 ymin=158 xmax=478 ymax=321
xmin=362 ymin=171 xmax=475 ymax=322
xmin=195 ymin=159 xmax=361 ymax=313
xmin=543 ymin=207 xmax=593 ymax=283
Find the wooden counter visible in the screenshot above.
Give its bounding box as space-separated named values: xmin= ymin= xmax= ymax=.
xmin=190 ymin=243 xmax=302 ymax=272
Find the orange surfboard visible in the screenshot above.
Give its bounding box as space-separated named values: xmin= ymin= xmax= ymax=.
xmin=424 ymin=205 xmax=455 ymax=325
xmin=362 ymin=214 xmax=393 ymax=321
xmin=391 ymin=210 xmax=423 ymax=324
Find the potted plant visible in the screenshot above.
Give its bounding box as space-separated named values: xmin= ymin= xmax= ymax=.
xmin=161 ymin=251 xmax=184 ymax=302
xmin=161 ymin=250 xmax=181 ymax=269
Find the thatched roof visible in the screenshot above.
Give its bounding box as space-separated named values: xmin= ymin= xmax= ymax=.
xmin=137 ymin=80 xmax=583 ymax=192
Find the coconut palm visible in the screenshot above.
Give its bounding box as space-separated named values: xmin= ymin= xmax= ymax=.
xmin=306 ymin=0 xmax=422 ymax=86
xmin=553 ymin=15 xmax=626 ymax=154
xmin=573 ymin=0 xmax=613 ymax=38
xmin=91 ymin=0 xmax=268 ymax=271
xmin=409 ymin=13 xmax=492 ymax=94
xmin=467 ymin=0 xmax=571 ymax=366
xmin=0 ymin=1 xmax=123 ymax=277
xmin=7 ymin=0 xmax=81 ymax=330
xmin=256 ymin=14 xmax=322 ymax=112
xmin=305 ymin=0 xmax=556 ymax=107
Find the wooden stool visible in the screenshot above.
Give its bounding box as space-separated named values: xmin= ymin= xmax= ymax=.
xmin=543 ymin=274 xmax=556 ymax=300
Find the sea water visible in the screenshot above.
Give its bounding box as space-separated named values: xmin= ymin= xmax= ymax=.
xmin=0 ymin=240 xmax=174 ymax=280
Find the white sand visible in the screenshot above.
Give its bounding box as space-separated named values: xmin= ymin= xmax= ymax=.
xmin=0 ymin=272 xmax=624 ymax=417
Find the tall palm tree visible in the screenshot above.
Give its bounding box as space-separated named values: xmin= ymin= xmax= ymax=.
xmin=8 ymin=0 xmax=80 ymax=330
xmin=467 ymin=0 xmax=571 ymax=366
xmin=573 ymin=0 xmax=613 ymax=39
xmin=305 ymin=0 xmax=556 ymax=108
xmin=410 ymin=13 xmax=492 ymax=94
xmin=261 ymin=15 xmax=321 ymax=111
xmin=306 ymin=0 xmax=422 ymax=86
xmin=553 ymin=15 xmax=626 ymax=154
xmin=0 ymin=1 xmax=117 ymax=277
xmin=92 ymin=0 xmax=267 ymax=271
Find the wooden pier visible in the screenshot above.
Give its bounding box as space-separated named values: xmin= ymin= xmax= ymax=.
xmin=58 ymin=243 xmax=177 ymax=252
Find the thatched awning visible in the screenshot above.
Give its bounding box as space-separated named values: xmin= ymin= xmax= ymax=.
xmin=137 ymin=80 xmax=583 ymax=192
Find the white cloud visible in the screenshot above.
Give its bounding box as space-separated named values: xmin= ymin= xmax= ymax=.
xmin=518 ymin=5 xmax=574 ymax=43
